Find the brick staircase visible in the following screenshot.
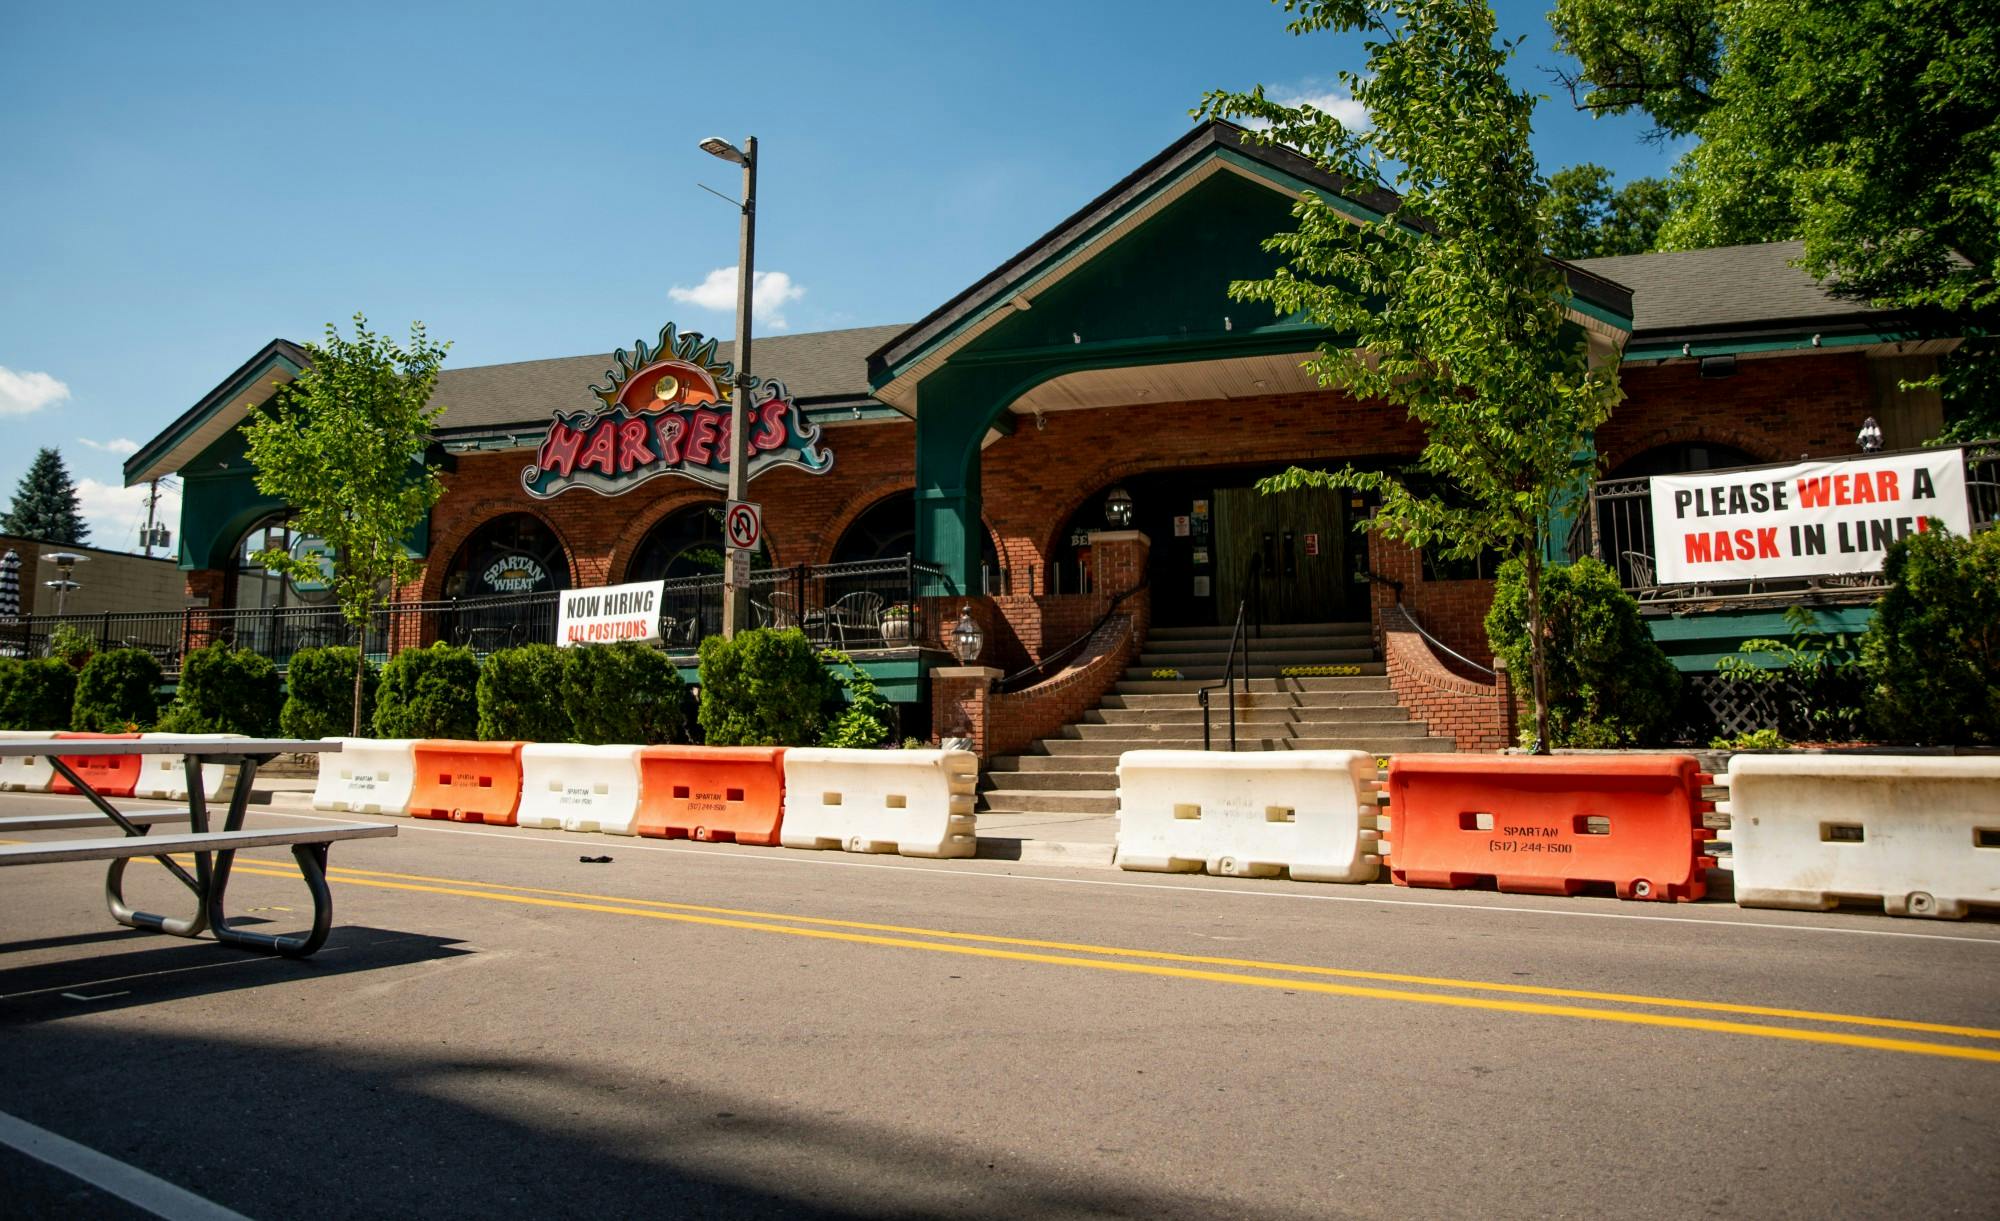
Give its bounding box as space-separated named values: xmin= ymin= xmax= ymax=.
xmin=979 ymin=621 xmax=1455 ymax=817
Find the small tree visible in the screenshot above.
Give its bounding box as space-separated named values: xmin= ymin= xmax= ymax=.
xmin=3 ymin=448 xmax=89 ymax=544
xmin=1201 ymin=0 xmax=1621 ymax=750
xmin=72 ymin=648 xmax=164 ymax=731
xmin=1860 ymin=525 xmax=2000 ymax=745
xmin=155 ymin=641 xmax=283 ymax=735
xmin=372 ymin=643 xmax=479 ymax=740
xmin=280 ymin=646 xmax=379 ymax=740
xmin=243 ymin=314 xmax=448 ymax=734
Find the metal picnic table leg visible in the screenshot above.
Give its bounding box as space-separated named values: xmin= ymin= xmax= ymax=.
xmin=46 ymin=753 xmax=212 ymax=939
xmin=199 ymin=754 xmax=337 ymax=957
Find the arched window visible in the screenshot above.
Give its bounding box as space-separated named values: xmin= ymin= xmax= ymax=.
xmin=441 ymin=514 xmax=570 ymax=599
xmin=831 ymin=491 xmax=1000 ymax=590
xmin=627 ymin=503 xmax=768 ymax=582
xmin=233 ymin=514 xmax=336 ymax=611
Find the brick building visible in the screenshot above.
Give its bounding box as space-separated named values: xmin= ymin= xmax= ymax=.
xmin=124 ymin=123 xmax=1964 ymax=752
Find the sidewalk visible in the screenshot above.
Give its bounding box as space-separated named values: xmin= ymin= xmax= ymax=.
xmin=253 ymin=779 xmax=1122 ymax=868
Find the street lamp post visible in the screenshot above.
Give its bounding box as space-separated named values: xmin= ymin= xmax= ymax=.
xmin=701 ymin=134 xmax=758 ymax=637
xmin=41 ymin=551 xmax=86 ymax=617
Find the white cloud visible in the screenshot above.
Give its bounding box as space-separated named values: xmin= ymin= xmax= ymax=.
xmin=1244 ymin=88 xmax=1373 ymax=134
xmin=74 ymin=478 xmax=181 ymax=555
xmin=668 ymin=267 xmax=808 ymax=330
xmin=0 ymin=365 xmax=71 ymax=415
xmin=78 ymin=437 xmax=141 ymax=456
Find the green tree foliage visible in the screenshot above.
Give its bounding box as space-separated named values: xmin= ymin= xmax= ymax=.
xmin=71 ymin=648 xmax=163 ymax=731
xmin=562 ymin=643 xmax=688 ymax=745
xmin=818 ymin=649 xmax=896 ymax=749
xmin=0 ymin=657 xmax=78 ymax=729
xmin=243 ymin=314 xmax=449 ymax=733
xmin=46 ymin=622 xmax=94 ymax=668
xmin=371 ymin=643 xmax=478 ymax=739
xmin=1544 ymin=164 xmax=1671 ymax=258
xmin=1486 ymin=557 xmax=1679 ymax=747
xmin=477 ymin=644 xmax=573 ymax=742
xmin=1200 ymin=0 xmax=1621 ymax=749
xmin=697 ymin=628 xmax=840 ymax=747
xmin=2 ymin=448 xmax=89 ymax=544
xmin=155 ymin=641 xmax=282 ymax=735
xmin=1552 ymin=0 xmax=2000 ymax=437
xmin=280 ymin=646 xmax=379 ymax=740
xmin=1714 ymin=606 xmax=1866 ymax=742
xmin=1860 ymin=525 xmax=2000 ymax=744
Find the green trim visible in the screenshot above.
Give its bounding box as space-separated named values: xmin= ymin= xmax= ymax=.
xmin=1565 ymin=293 xmax=1633 ymax=334
xmin=1625 ymin=330 xmax=1902 ymax=362
xmin=129 ymin=350 xmax=303 ymax=477
xmin=1648 ymin=606 xmax=1876 ymax=672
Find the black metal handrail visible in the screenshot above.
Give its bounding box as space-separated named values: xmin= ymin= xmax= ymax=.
xmin=1387 ymin=603 xmax=1495 ymax=681
xmin=1198 ymin=567 xmax=1263 ymax=751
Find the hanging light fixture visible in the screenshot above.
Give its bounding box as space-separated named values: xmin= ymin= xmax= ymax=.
xmin=1103 ymin=486 xmax=1134 ymax=528
xmin=951 ymin=606 xmax=983 ymax=664
xmin=1857 ymin=416 xmax=1885 ymax=453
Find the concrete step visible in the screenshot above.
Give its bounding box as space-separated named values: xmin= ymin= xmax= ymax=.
xmin=1114 ymin=673 xmax=1388 ymax=695
xmin=990 ymin=754 xmax=1121 ymax=774
xmin=1067 ymin=719 xmax=1435 ymax=742
xmin=1146 ymin=621 xmax=1371 ymax=641
xmin=1013 ymin=736 xmax=1454 ymax=755
xmin=1098 ymin=690 xmax=1400 ymax=710
xmin=1087 ymin=706 xmax=1413 ymax=727
xmin=1137 ymin=648 xmax=1376 ymax=668
xmin=979 ymin=789 xmax=1119 ymax=815
xmin=1122 ymin=663 xmax=1387 ymax=683
xmin=977 ymin=768 xmax=1118 ymax=791
xmin=1141 ymin=635 xmax=1374 ymax=657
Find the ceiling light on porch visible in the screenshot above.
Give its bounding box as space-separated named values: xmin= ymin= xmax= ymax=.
xmin=1104 ymin=486 xmax=1135 ymax=528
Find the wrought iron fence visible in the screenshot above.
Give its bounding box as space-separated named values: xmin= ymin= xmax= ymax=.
xmin=1576 ymin=442 xmax=2000 ymax=605
xmin=660 ymin=557 xmax=946 ymax=655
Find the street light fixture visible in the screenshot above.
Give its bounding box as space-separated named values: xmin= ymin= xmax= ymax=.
xmin=701 ymin=134 xmax=758 ymax=637
xmin=1104 ymin=486 xmax=1135 ymax=528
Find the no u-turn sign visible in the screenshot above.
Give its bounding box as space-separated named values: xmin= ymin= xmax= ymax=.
xmin=725 ymin=500 xmax=763 ymax=551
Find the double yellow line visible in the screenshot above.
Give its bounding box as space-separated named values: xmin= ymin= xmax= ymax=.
xmin=215 ymin=857 xmax=2000 ymax=1064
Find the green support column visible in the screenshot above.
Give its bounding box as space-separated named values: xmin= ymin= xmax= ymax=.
xmin=912 ymin=369 xmax=994 ymax=597
xmin=1545 ymin=433 xmax=1600 ymax=565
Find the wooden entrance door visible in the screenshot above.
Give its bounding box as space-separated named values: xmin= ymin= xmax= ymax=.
xmin=1211 ymin=486 xmax=1353 ymax=624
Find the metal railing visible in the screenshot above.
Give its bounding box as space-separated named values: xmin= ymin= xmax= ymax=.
xmin=659 ymin=556 xmax=947 ymax=655
xmin=1199 ymin=568 xmax=1263 ymax=751
xmin=1578 ymin=441 xmax=2000 ymax=605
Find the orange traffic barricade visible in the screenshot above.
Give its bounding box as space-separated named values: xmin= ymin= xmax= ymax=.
xmin=409 ymin=740 xmax=525 ymax=826
xmin=52 ymin=731 xmax=144 ymax=798
xmin=1385 ymin=754 xmax=1715 ymax=902
xmin=635 ymin=745 xmax=786 ymax=846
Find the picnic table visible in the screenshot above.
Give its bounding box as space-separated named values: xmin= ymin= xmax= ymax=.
xmin=0 ymin=737 xmax=395 ymax=958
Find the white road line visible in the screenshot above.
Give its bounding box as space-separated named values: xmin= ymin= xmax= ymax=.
xmin=0 ymin=1107 xmax=254 ymax=1221
xmin=246 ymin=807 xmax=2000 ymax=947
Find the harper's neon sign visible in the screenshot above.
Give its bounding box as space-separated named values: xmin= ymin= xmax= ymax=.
xmin=521 ymin=323 xmax=833 ymax=499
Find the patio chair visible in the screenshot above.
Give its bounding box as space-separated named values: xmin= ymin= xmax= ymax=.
xmin=765 ymin=590 xmax=802 ymax=630
xmin=827 ymin=590 xmax=886 ymax=650
xmin=1623 ymin=549 xmax=1710 ymax=601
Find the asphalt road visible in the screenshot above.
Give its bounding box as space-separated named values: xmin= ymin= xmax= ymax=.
xmin=2 ymin=793 xmax=1996 ymax=1220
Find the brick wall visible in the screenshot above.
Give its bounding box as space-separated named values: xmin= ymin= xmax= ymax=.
xmin=1379 ymin=606 xmax=1514 ymax=753
xmin=1600 ymin=354 xmax=1879 ymax=473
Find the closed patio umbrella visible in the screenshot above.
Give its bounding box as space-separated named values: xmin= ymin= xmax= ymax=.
xmin=0 ymin=548 xmax=19 ymax=619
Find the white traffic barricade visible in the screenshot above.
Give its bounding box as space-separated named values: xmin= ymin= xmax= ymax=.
xmin=0 ymin=730 xmax=58 ymax=792
xmin=311 ymin=737 xmax=419 ymax=816
xmin=780 ymin=748 xmax=978 ymax=858
xmin=133 ymin=733 xmax=242 ymax=800
xmin=1116 ymin=749 xmax=1382 ymax=882
xmin=1721 ymin=754 xmax=2000 ymax=919
xmin=517 ymin=743 xmax=643 ymax=834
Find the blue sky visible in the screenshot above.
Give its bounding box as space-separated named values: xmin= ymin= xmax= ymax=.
xmin=0 ymin=0 xmax=1674 ymax=551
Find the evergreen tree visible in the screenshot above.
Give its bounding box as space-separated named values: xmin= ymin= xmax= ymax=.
xmin=2 ymin=448 xmax=90 ymax=544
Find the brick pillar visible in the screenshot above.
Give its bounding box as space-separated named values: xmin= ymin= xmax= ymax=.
xmin=1494 ymin=656 xmax=1516 ymax=748
xmin=931 ymin=665 xmax=1001 ymax=758
xmin=1085 ymin=530 xmax=1150 ymax=610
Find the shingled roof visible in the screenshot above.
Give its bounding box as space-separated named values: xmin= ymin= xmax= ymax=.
xmin=428 ymin=322 xmax=908 ymax=436
xmin=1572 ymin=240 xmax=1889 ymax=339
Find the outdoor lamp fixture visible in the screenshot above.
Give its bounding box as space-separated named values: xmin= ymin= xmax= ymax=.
xmin=41 ymin=551 xmax=85 ymax=616
xmin=699 ymin=133 xmax=758 ymax=637
xmin=1857 ymin=416 xmax=1885 ymax=453
xmin=951 ymin=606 xmax=983 ymax=664
xmin=1104 ymin=486 xmax=1135 ymax=528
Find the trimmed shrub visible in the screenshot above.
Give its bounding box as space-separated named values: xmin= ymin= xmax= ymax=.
xmin=280 ymin=647 xmax=380 ymax=740
xmin=819 ymin=649 xmax=896 ymax=748
xmin=697 ymin=628 xmax=840 ymax=746
xmin=372 ymin=643 xmax=479 ymax=739
xmin=1861 ymin=524 xmax=2000 ymax=744
xmin=563 ymin=642 xmax=687 ymax=745
xmin=155 ymin=641 xmax=282 ymax=735
xmin=71 ymin=648 xmax=164 ymax=731
xmin=1486 ymin=556 xmax=1679 ymax=747
xmin=0 ymin=657 xmax=78 ymax=730
xmin=477 ymin=644 xmax=572 ymax=742
xmin=48 ymin=622 xmax=95 ymax=669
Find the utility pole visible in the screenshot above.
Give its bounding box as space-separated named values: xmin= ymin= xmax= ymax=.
xmin=142 ymin=478 xmax=160 ymax=558
xmin=701 ymin=134 xmax=757 ymax=637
